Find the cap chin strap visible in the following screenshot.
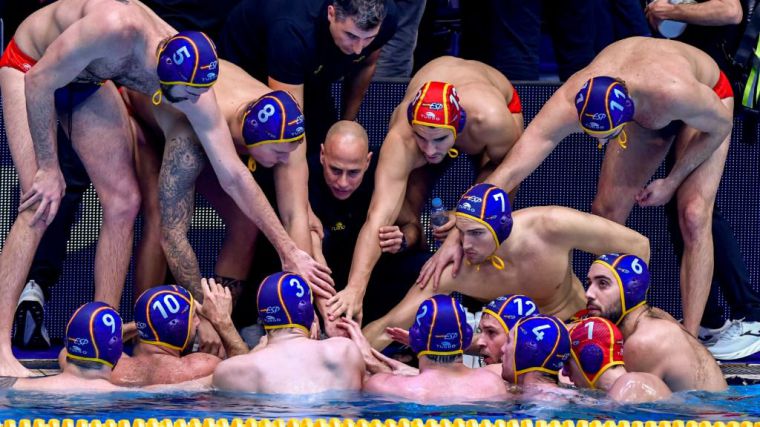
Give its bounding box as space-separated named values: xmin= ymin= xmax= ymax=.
xmin=465 ymin=254 xmax=505 ymax=271
xmin=596 ymin=128 xmax=629 ymax=150
xmin=152 ymin=89 xmax=163 ymax=106
xmin=247 ymin=156 xmax=257 ymax=172
xmin=447 ymin=148 xmax=459 ymax=158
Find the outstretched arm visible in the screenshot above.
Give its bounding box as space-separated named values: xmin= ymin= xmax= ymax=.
xmin=174 ymin=91 xmax=332 ymax=291
xmin=540 ymin=207 xmax=651 ymax=262
xmin=199 ymin=278 xmax=250 ymax=357
xmin=645 ymin=0 xmax=742 ymax=27
xmin=343 ymin=50 xmax=380 ymax=121
xmin=326 ymin=131 xmax=416 ymax=322
xmin=484 ymin=86 xmax=581 ymax=192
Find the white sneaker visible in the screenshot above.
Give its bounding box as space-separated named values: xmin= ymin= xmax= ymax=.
xmin=709 ymin=319 xmax=760 ymax=360
xmin=698 ymin=319 xmax=731 ymax=347
xmin=13 ymin=280 xmax=51 ymax=349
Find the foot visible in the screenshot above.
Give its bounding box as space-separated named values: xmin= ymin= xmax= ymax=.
xmin=698 ymin=319 xmax=731 ymax=347
xmin=709 ymin=319 xmax=760 ymax=360
xmin=13 ymin=280 xmax=51 ymax=349
xmin=0 ymin=352 xmax=32 ymax=377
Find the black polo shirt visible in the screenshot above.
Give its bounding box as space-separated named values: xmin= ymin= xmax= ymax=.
xmin=308 ymin=170 xmax=374 ymax=287
xmin=218 ymin=0 xmax=398 ymax=85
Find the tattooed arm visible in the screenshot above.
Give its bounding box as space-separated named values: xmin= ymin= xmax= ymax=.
xmin=158 ymin=133 xmax=206 ymax=301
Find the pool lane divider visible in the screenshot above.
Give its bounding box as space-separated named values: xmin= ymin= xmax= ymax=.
xmin=1 ymin=421 xmax=759 ymax=427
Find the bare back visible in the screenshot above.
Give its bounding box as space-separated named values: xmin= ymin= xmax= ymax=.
xmin=556 ymin=37 xmax=723 ymax=130
xmin=111 ymin=352 xmax=221 ymax=387
xmin=213 ymin=336 xmax=364 ymax=394
xmin=622 ymin=307 xmax=727 ymax=392
xmin=365 ymin=364 xmax=508 ymax=403
xmin=13 ymin=372 xmax=123 ymax=392
xmin=15 ymin=0 xmax=174 ymax=94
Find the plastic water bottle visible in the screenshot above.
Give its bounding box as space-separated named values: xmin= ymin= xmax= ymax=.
xmin=431 ymin=197 xmax=449 ymax=229
xmin=656 ymin=0 xmax=697 ymax=39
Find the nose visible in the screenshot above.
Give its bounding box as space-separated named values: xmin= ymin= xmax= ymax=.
xmin=337 ymin=173 xmax=349 ymax=188
xmin=352 ymin=40 xmax=362 ymax=55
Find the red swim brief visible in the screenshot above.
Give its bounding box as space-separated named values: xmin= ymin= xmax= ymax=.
xmin=0 ymin=38 xmax=36 ymax=73
xmin=713 ymin=70 xmax=734 ymax=99
xmin=508 ymin=87 xmax=522 ymax=114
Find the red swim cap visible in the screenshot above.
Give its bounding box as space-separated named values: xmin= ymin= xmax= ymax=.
xmin=569 ymin=317 xmax=624 ymax=387
xmin=407 ymin=81 xmax=467 ymax=138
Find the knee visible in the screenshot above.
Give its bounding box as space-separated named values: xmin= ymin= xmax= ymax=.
xmin=102 ymin=189 xmax=141 ymax=224
xmin=679 ymin=197 xmax=712 ymax=244
xmin=591 ymin=197 xmax=627 ymax=223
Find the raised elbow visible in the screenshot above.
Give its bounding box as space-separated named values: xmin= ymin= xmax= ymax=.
xmin=727 ymin=5 xmax=743 ymax=25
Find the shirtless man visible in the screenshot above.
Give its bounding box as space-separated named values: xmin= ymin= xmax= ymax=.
xmin=500 ymin=315 xmax=572 ymax=401
xmin=211 ymin=272 xmax=364 ymax=394
xmin=112 ymin=284 xmax=235 ymax=386
xmin=361 ymin=295 xmax=508 ymax=403
xmin=1 ymin=302 xmax=124 ymax=391
xmin=585 ymin=253 xmax=727 ymax=391
xmin=0 ymin=0 xmax=324 ymax=376
xmin=565 ymin=317 xmax=672 ymax=403
xmin=363 ymin=183 xmax=650 ymax=350
xmin=327 ymin=56 xmax=524 ymax=323
xmin=123 ymin=59 xmax=332 ymax=305
xmin=482 ymin=37 xmax=734 ymax=336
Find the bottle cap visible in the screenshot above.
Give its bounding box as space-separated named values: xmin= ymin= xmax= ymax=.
xmin=432 ymin=198 xmax=443 ymax=208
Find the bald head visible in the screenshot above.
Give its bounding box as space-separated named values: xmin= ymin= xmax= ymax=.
xmin=320 ymin=121 xmax=372 ymax=200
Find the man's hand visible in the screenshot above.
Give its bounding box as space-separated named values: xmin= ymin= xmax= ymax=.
xmin=385 ymin=327 xmax=410 ymax=346
xmin=645 ymin=0 xmax=676 ymax=29
xmin=326 ymin=287 xmax=364 ymax=322
xmin=196 ymin=315 xmax=226 ymax=358
xmin=370 ymin=348 xmax=418 ymax=376
xmin=323 ymin=314 xmax=348 ymax=338
xmin=282 ymin=248 xmax=336 ymax=299
xmin=378 ymin=225 xmax=405 ymax=253
xmin=415 ymin=235 xmax=463 ymax=291
xmin=636 ymin=178 xmax=678 ymax=207
xmin=431 ymin=211 xmax=456 ymax=241
xmin=199 ymin=278 xmax=233 ymax=327
xmin=337 ymin=317 xmax=386 ymax=374
xmin=19 ymin=167 xmax=65 ymax=225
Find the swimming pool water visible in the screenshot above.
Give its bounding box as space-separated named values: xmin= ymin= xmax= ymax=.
xmin=0 ymin=386 xmax=759 ymax=421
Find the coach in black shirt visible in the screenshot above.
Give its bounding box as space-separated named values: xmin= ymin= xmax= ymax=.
xmin=219 ymin=0 xmax=398 ymax=147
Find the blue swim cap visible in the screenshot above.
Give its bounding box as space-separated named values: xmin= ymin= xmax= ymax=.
xmin=257 ymin=272 xmax=314 ymax=335
xmin=134 ymin=285 xmax=195 ymax=351
xmin=512 ymin=316 xmax=570 ymax=382
xmin=455 ymin=183 xmax=513 ymax=270
xmin=575 ymin=76 xmax=634 ymax=141
xmin=483 ymin=294 xmax=539 ymax=334
xmin=66 ymin=302 xmax=123 ymax=368
xmin=409 ymin=295 xmax=473 ymax=358
xmin=157 ymin=31 xmax=218 ymax=87
xmin=242 ymin=91 xmax=305 ymax=148
xmin=593 ymin=253 xmax=650 ymax=324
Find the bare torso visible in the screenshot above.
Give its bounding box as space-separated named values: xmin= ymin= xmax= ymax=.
xmin=14 ymin=0 xmax=174 ymax=95
xmin=13 ymin=371 xmax=123 ymax=392
xmin=365 ymin=364 xmax=509 ymax=403
xmin=111 ymin=346 xmax=221 ymax=387
xmin=213 ymin=335 xmax=364 ymax=394
xmin=439 ymin=207 xmax=587 ymax=320
xmin=621 ymin=307 xmax=727 ymax=392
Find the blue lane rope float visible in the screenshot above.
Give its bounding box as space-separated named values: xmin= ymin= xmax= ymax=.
xmin=1 ymin=420 xmax=759 ymax=427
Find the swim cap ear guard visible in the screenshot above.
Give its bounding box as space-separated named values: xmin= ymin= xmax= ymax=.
xmin=483 ymin=294 xmax=538 ymax=334
xmin=512 ymin=316 xmax=570 ymax=383
xmin=575 ymin=76 xmax=634 ymax=148
xmin=257 ymin=272 xmax=314 ymax=335
xmin=134 ymin=285 xmax=195 ymax=352
xmin=242 ymin=90 xmax=306 ymax=148
xmin=569 ymin=317 xmax=625 ymax=388
xmin=407 ymin=81 xmax=467 ymax=141
xmin=66 ymin=301 xmax=123 ymax=369
xmin=593 ymin=253 xmax=650 ymax=324
xmin=154 ymin=31 xmax=219 ymax=105
xmin=409 ymin=295 xmax=473 ymax=358
xmin=455 ymin=183 xmax=513 ymax=270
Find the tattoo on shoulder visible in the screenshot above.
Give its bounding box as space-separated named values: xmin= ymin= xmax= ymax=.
xmin=0 ymin=377 xmax=18 ymax=389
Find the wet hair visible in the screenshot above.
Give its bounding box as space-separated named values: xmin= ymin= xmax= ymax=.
xmin=422 ymin=354 xmax=462 ymax=364
xmin=332 ymin=0 xmax=386 ymax=31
